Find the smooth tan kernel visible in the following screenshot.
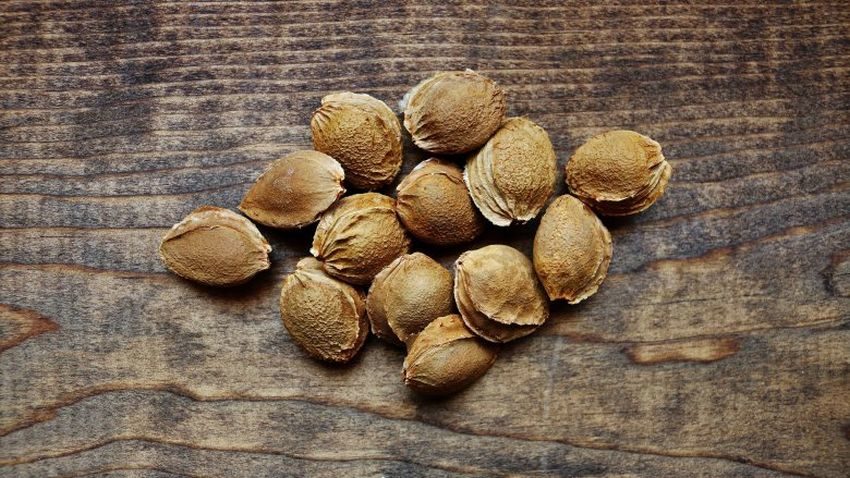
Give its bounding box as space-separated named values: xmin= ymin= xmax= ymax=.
xmin=159 ymin=206 xmax=271 ymax=287
xmin=239 ymin=150 xmax=345 ymax=229
xmin=396 ymin=159 xmax=484 ymax=246
xmin=279 ymin=258 xmax=368 ymax=363
xmin=403 ymin=314 xmax=498 ymax=396
xmin=533 ymin=195 xmax=612 ymax=303
xmin=312 ymin=92 xmax=403 ymax=190
xmin=367 ymin=252 xmax=454 ymax=346
xmin=310 ymin=192 xmax=410 ymax=285
xmin=566 ymin=130 xmax=671 ymax=216
xmin=454 ymin=245 xmax=549 ymax=343
xmin=464 ymin=117 xmax=558 ymax=226
xmin=402 ymin=70 xmax=506 ymax=154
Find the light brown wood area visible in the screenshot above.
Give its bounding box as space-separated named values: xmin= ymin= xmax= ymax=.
xmin=2 ymin=1 xmax=849 ymax=477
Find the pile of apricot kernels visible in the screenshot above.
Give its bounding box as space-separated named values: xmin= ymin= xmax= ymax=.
xmin=158 ymin=70 xmax=672 ymax=396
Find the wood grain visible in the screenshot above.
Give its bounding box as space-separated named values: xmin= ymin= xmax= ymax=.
xmin=1 ymin=1 xmax=849 ymax=477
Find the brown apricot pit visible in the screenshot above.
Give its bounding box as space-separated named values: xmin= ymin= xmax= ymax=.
xmin=312 ymin=92 xmax=403 ymax=190
xmin=402 ymin=70 xmax=506 ymax=155
xmin=403 ymin=314 xmax=498 ymax=396
xmin=465 ymin=117 xmax=558 ymax=226
xmin=454 ymin=244 xmax=550 ymax=343
xmin=534 ymin=195 xmax=612 ymax=303
xmin=367 ymin=252 xmax=454 ymax=346
xmin=239 ymin=150 xmax=345 ymax=229
xmin=566 ymin=130 xmax=672 ymax=216
xmin=396 ymin=158 xmax=484 ymax=246
xmin=279 ymin=257 xmax=368 ymax=363
xmin=159 ymin=206 xmax=271 ymax=287
xmin=310 ymin=192 xmax=410 ymax=285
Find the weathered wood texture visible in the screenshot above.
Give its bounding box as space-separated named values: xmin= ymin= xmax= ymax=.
xmin=1 ymin=1 xmax=849 ymax=477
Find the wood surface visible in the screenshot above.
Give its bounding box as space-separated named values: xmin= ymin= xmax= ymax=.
xmin=1 ymin=1 xmax=849 ymax=477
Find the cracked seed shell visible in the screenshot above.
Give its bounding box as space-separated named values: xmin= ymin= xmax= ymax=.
xmin=454 ymin=244 xmax=549 ymax=343
xmin=366 ymin=252 xmax=454 ymax=346
xmin=279 ymin=257 xmax=368 ymax=363
xmin=311 ymin=92 xmax=403 ymax=190
xmin=396 ymin=158 xmax=484 ymax=246
xmin=159 ymin=206 xmax=271 ymax=287
xmin=565 ymin=130 xmax=672 ymax=216
xmin=403 ymin=314 xmax=498 ymax=396
xmin=533 ymin=195 xmax=613 ymax=303
xmin=239 ymin=150 xmax=345 ymax=229
xmin=310 ymin=192 xmax=411 ymax=285
xmin=401 ymin=70 xmax=506 ymax=154
xmin=464 ymin=117 xmax=558 ymax=227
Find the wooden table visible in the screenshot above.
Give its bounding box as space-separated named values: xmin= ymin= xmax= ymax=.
xmin=2 ymin=1 xmax=849 ymax=477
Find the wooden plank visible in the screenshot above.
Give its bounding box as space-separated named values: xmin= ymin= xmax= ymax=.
xmin=1 ymin=1 xmax=849 ymax=476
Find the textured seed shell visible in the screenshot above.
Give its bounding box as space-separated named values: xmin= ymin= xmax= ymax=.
xmin=279 ymin=257 xmax=368 ymax=363
xmin=403 ymin=314 xmax=498 ymax=396
xmin=454 ymin=245 xmax=549 ymax=343
xmin=311 ymin=192 xmax=411 ymax=285
xmin=533 ymin=195 xmax=613 ymax=303
xmin=402 ymin=70 xmax=506 ymax=154
xmin=396 ymin=159 xmax=484 ymax=246
xmin=159 ymin=206 xmax=271 ymax=287
xmin=311 ymin=92 xmax=403 ymax=190
xmin=464 ymin=117 xmax=558 ymax=226
xmin=239 ymin=150 xmax=345 ymax=229
xmin=565 ymin=130 xmax=672 ymax=216
xmin=454 ymin=264 xmax=539 ymax=343
xmin=366 ymin=252 xmax=454 ymax=346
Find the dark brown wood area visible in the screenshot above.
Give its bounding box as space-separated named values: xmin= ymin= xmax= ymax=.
xmin=1 ymin=1 xmax=849 ymax=477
